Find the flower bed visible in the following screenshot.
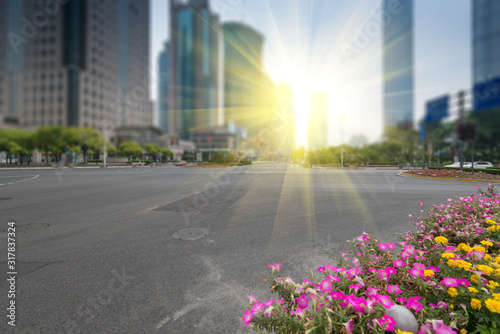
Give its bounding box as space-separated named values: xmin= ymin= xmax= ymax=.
xmin=242 ymin=186 xmax=500 ymax=333
xmin=404 ymin=169 xmax=500 ymax=182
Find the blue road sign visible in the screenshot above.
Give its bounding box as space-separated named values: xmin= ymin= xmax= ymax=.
xmin=425 ymin=95 xmax=449 ymax=123
xmin=474 ymin=76 xmax=500 ymax=112
xmin=419 ymin=123 xmax=426 ymax=142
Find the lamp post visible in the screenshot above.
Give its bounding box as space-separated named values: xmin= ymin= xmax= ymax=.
xmin=339 ymin=114 xmax=345 ymax=167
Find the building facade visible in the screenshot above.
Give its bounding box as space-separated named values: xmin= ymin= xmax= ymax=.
xmin=308 ymin=92 xmax=328 ymax=152
xmin=0 ymin=0 xmax=151 ymax=133
xmin=472 ymin=0 xmax=500 ymax=112
xmin=222 ymin=22 xmax=264 ymax=133
xmin=158 ymin=41 xmax=171 ymax=134
xmin=382 ymin=0 xmax=414 ymax=130
xmin=169 ymin=0 xmax=220 ymax=140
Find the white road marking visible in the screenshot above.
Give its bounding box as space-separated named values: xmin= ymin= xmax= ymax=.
xmin=0 ymin=174 xmax=39 ymax=186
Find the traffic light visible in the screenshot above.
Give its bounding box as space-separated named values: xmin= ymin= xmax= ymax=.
xmin=457 ymin=122 xmax=477 ymax=141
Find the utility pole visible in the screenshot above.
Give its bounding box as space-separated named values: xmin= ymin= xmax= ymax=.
xmin=458 ymin=90 xmax=465 ymax=171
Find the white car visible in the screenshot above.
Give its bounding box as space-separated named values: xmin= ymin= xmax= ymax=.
xmin=471 ymin=161 xmax=494 ymax=169
xmin=444 ymin=162 xmax=472 ymax=168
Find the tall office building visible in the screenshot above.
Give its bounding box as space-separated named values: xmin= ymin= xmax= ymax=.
xmin=169 ymin=0 xmax=220 ymax=140
xmin=472 ymin=0 xmax=500 ymax=111
xmin=308 ymin=92 xmax=328 ymax=152
xmin=222 ymin=22 xmax=264 ymax=133
xmin=382 ymin=0 xmax=414 ymax=130
xmin=158 ymin=41 xmax=171 ymax=134
xmin=0 ymin=0 xmax=150 ymax=131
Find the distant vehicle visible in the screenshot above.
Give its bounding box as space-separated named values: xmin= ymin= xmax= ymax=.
xmin=472 ymin=161 xmax=494 ymax=169
xmin=174 ymin=161 xmax=187 ymax=166
xmin=444 ymin=162 xmax=471 ymax=168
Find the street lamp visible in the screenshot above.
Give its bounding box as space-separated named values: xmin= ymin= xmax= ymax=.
xmin=339 ymin=114 xmax=345 ymax=167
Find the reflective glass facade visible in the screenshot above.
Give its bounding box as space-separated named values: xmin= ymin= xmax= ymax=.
xmin=158 ymin=41 xmax=171 ymax=134
xmin=382 ymin=0 xmax=414 ymax=129
xmin=170 ymin=0 xmax=219 ymax=140
xmin=473 ymin=0 xmax=500 ymax=84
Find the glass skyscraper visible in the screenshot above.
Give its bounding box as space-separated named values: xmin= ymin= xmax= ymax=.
xmin=0 ymin=0 xmax=151 ymax=131
xmin=170 ymin=0 xmax=219 ymax=140
xmin=222 ymin=22 xmax=264 ymax=133
xmin=158 ymin=41 xmax=171 ymax=134
xmin=472 ymin=0 xmax=500 ymax=111
xmin=382 ymin=0 xmax=414 ymax=130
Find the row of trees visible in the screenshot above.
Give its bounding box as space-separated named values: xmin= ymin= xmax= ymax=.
xmin=0 ymin=126 xmax=174 ymax=165
xmin=292 ymin=108 xmax=500 ymax=166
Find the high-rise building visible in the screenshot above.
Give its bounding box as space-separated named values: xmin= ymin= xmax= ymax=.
xmin=169 ymin=0 xmax=220 ymax=140
xmin=273 ymin=82 xmax=295 ymax=155
xmin=382 ymin=0 xmax=414 ymax=130
xmin=158 ymin=41 xmax=171 ymax=134
xmin=308 ymin=92 xmax=328 ymax=152
xmin=222 ymin=22 xmax=264 ymax=133
xmin=472 ymin=0 xmax=500 ymax=111
xmin=0 ymin=0 xmax=151 ymax=132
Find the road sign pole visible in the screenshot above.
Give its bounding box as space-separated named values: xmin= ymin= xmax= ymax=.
xmin=471 ymin=142 xmax=475 ymax=176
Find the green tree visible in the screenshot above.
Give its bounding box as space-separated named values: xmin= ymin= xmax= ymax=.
xmin=160 ymin=148 xmax=174 ymax=161
xmin=144 ymin=143 xmax=160 ymax=161
xmin=119 ymin=141 xmax=143 ymax=161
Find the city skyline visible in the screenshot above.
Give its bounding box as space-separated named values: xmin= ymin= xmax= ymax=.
xmin=150 ymin=0 xmax=471 ymax=148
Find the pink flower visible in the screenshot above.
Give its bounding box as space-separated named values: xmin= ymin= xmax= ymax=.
xmin=393 ymin=259 xmax=406 ymax=267
xmin=242 ymin=310 xmax=253 ymax=329
xmin=420 ymin=202 xmax=425 ymax=206
xmin=319 ymin=278 xmax=332 ymax=294
xmin=344 ymin=318 xmax=354 ymax=334
xmin=406 ymin=300 xmax=423 ymax=312
xmin=268 ymin=263 xmax=282 ymax=271
xmin=290 ymin=307 xmax=305 ymax=316
xmin=330 ymin=291 xmax=345 ymax=299
xmin=441 ymin=277 xmax=458 ymax=287
xmin=247 ymin=294 xmax=258 ymax=304
xmin=376 ymin=294 xmax=394 ymax=308
xmin=387 ymin=284 xmax=402 ymax=295
xmin=367 ymin=287 xmax=380 ymax=296
xmin=296 ymin=295 xmax=309 ymax=309
xmin=457 ymin=278 xmax=470 ymax=287
xmin=409 ymin=268 xmax=424 ymax=277
xmin=376 ymin=314 xmax=397 ymax=331
xmin=349 ymin=284 xmax=363 ymax=291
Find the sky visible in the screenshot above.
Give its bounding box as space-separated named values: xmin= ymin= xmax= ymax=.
xmin=149 ymin=0 xmax=471 ymax=148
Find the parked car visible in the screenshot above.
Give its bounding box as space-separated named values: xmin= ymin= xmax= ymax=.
xmin=471 ymin=161 xmax=494 ymax=169
xmin=444 ymin=162 xmax=472 ymax=168
xmin=174 ymin=161 xmax=187 ymax=166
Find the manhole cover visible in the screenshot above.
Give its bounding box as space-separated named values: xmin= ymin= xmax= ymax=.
xmin=0 ymin=197 xmax=12 ymax=200
xmin=172 ymin=228 xmax=209 ymax=240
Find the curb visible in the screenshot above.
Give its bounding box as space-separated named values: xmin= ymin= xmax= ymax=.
xmin=398 ymin=172 xmax=500 ymax=184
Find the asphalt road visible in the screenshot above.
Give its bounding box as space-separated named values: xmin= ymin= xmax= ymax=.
xmin=0 ymin=163 xmax=492 ymax=333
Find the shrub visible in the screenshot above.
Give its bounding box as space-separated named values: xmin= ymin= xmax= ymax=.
xmin=242 ymin=186 xmax=500 ymax=333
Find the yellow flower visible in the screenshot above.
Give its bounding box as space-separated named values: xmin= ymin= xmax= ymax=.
xmin=472 ymin=246 xmax=486 ymax=253
xmin=448 ymin=259 xmax=458 ymax=268
xmin=471 ymin=274 xmax=479 ymax=283
xmin=435 ymin=236 xmax=448 ymax=244
xmin=485 ymin=254 xmax=492 ymax=261
xmin=442 ymin=252 xmax=456 ymax=259
xmin=485 ymin=299 xmax=500 ymax=313
xmin=457 ymin=260 xmax=472 ymax=271
xmin=450 ymin=304 xmax=454 ymax=309
xmin=496 ymin=255 xmax=500 ymax=263
xmin=492 ymin=293 xmax=500 ymax=301
xmin=471 ymin=298 xmax=482 ymax=310
xmin=477 ymin=265 xmax=495 ymax=274
xmin=460 ymin=329 xmax=467 ymax=334
xmin=424 ymin=270 xmax=435 ymax=277
xmin=468 ymin=287 xmax=479 ymax=293
xmin=448 ymin=287 xmax=458 ymax=297
xmin=481 ymin=240 xmax=494 ymax=247
xmin=489 ymin=226 xmax=496 ymax=232
xmin=486 ymin=219 xmax=498 ymax=225
xmin=396 ymin=330 xmax=413 ymax=334
xmin=487 ymin=280 xmax=500 ymax=291
xmin=458 ymin=243 xmax=473 ymax=252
